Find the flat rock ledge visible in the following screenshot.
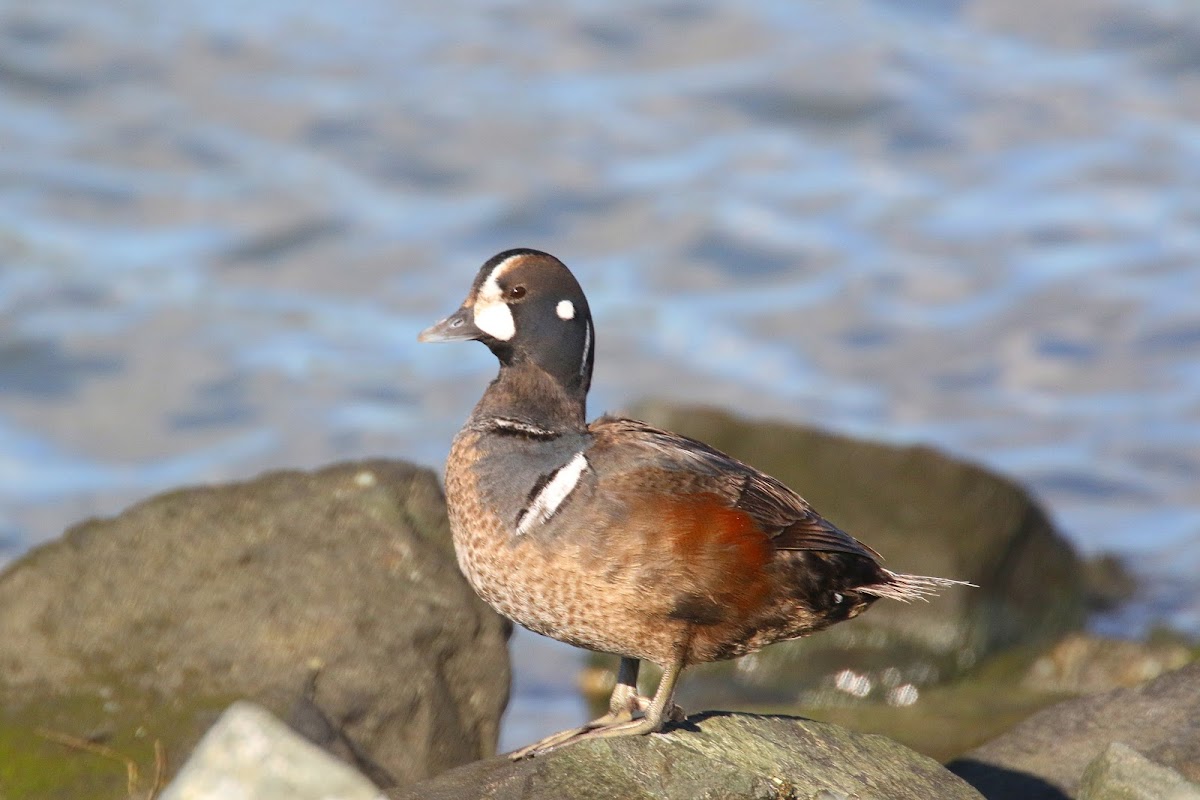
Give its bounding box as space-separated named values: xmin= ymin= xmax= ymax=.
xmin=389 ymin=712 xmax=985 ymax=800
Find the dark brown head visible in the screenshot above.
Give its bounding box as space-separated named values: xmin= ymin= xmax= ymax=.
xmin=419 ymin=249 xmax=595 ymax=397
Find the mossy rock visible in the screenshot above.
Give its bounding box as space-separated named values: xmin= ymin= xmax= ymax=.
xmin=0 ymin=460 xmax=511 ymax=798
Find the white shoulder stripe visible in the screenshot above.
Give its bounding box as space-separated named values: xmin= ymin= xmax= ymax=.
xmin=516 ymin=452 xmax=589 ymax=535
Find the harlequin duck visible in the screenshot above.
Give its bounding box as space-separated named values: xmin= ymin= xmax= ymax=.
xmin=419 ymin=248 xmax=969 ymax=759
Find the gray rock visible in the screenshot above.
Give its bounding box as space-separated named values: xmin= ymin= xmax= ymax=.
xmin=160 ymin=701 xmax=385 ymax=800
xmin=948 ymin=661 xmax=1200 ymax=799
xmin=1076 ymin=743 xmax=1200 ymax=800
xmin=389 ymin=712 xmax=986 ymax=800
xmin=0 ymin=460 xmax=509 ymax=797
xmin=1021 ymin=633 xmax=1192 ymax=695
xmin=629 ymin=403 xmax=1084 ymax=692
xmin=1080 ymin=554 xmax=1138 ymax=613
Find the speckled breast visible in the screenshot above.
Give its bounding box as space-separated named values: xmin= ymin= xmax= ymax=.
xmin=443 ymin=429 xmax=681 ymax=665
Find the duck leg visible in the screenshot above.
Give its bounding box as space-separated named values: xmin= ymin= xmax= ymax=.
xmin=570 ymin=653 xmax=686 ymax=743
xmin=508 ymin=656 xmax=645 ymax=760
xmin=605 ymin=656 xmax=645 ymax=719
xmin=509 ymin=653 xmax=688 ymax=759
xmin=599 ymin=657 xmax=687 ymax=723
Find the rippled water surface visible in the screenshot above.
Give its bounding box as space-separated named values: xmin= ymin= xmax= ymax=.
xmin=2 ymin=0 xmax=1199 ymax=749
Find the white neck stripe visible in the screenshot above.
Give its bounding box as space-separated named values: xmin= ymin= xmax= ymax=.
xmin=580 ymin=319 xmax=592 ymax=377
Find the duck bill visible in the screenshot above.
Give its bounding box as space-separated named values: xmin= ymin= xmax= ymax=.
xmin=418 ymin=306 xmax=482 ymax=343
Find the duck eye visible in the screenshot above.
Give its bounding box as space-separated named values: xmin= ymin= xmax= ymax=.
xmin=507 ymin=285 xmax=527 ymax=300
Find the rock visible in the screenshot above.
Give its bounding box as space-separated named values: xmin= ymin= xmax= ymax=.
xmin=0 ymin=460 xmax=509 ymax=798
xmin=160 ymin=701 xmax=385 ymax=800
xmin=630 ymin=402 xmax=1085 ymax=678
xmin=389 ymin=712 xmax=986 ymax=800
xmin=948 ymin=661 xmax=1200 ymax=799
xmin=1021 ymin=633 xmax=1192 ymax=695
xmin=1081 ymin=554 xmax=1138 ymax=613
xmin=1076 ymin=742 xmax=1200 ymax=800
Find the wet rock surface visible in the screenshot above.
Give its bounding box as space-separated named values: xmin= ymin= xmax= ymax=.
xmin=0 ymin=460 xmax=509 ymax=798
xmin=389 ymin=712 xmax=986 ymax=800
xmin=948 ymin=661 xmax=1200 ymax=799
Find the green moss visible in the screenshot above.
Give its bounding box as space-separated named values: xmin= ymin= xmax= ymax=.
xmin=0 ymin=685 xmax=239 ymax=800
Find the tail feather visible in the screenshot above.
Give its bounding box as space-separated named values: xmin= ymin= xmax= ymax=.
xmin=860 ymin=569 xmax=976 ymax=603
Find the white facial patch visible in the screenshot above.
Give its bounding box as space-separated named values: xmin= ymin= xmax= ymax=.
xmin=472 ymin=258 xmax=519 ymax=341
xmin=516 ymin=452 xmax=589 ymax=535
xmin=556 ymin=299 xmax=575 ymax=320
xmin=473 ymin=300 xmax=514 ymax=341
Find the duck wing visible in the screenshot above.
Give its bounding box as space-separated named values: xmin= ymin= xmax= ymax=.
xmin=587 ymin=415 xmax=882 ymax=562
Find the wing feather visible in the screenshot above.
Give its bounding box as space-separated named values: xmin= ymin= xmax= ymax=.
xmin=589 ymin=415 xmax=881 ymax=562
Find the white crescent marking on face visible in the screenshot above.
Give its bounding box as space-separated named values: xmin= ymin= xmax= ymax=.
xmin=473 ymin=257 xmax=520 ymax=341
xmin=556 ymin=299 xmax=575 ymax=320
xmin=516 ymin=451 xmax=589 ymax=535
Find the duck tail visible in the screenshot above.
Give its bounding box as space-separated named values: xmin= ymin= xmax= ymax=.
xmin=860 ymin=569 xmax=976 ymax=603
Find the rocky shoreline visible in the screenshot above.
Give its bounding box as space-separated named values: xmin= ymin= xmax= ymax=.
xmin=1 ymin=405 xmax=1195 ymax=799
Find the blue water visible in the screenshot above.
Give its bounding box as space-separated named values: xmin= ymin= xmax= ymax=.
xmin=2 ymin=0 xmax=1199 ymax=749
